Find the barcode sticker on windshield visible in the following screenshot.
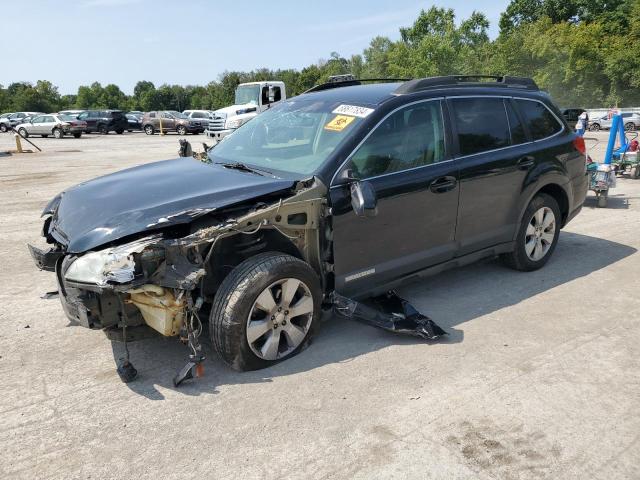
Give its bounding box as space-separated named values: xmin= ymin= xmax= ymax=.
xmin=332 ymin=104 xmax=375 ymax=118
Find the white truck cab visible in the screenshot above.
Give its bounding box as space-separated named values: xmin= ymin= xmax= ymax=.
xmin=206 ymin=81 xmax=286 ymax=141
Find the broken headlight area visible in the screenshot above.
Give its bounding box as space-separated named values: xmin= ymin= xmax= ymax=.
xmin=63 ymin=237 xmax=164 ymax=287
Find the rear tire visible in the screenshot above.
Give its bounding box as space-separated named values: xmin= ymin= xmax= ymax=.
xmin=99 ymin=124 xmax=109 ymax=135
xmin=0 ymin=124 xmax=7 ymax=133
xmin=73 ymin=132 xmax=82 ymax=138
xmin=53 ymin=128 xmax=63 ymax=139
xmin=590 ymin=124 xmax=600 ymax=131
xmin=144 ymin=125 xmax=154 ymax=135
xmin=18 ymin=128 xmax=28 ymax=138
xmin=624 ymin=122 xmax=635 ymax=132
xmin=115 ymin=129 xmax=124 ymax=134
xmin=210 ymin=252 xmax=322 ymax=371
xmin=503 ymin=193 xmax=561 ymax=271
xmin=176 ymin=125 xmax=187 ymax=135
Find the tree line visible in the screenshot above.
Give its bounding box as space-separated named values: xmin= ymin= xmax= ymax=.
xmin=1 ymin=0 xmax=638 ymax=113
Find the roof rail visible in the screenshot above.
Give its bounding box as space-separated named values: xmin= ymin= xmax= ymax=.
xmin=394 ymin=75 xmax=539 ymax=95
xmin=303 ymin=76 xmax=410 ymax=94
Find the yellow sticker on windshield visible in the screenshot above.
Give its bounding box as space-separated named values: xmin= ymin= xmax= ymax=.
xmin=324 ymin=115 xmax=355 ymax=132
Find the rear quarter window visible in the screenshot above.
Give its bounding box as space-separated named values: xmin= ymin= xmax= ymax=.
xmin=515 ymin=99 xmax=563 ymax=141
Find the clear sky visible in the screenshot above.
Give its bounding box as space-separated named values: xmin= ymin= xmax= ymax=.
xmin=2 ymin=0 xmax=510 ymax=95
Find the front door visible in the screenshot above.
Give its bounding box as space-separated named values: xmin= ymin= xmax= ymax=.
xmin=330 ymin=100 xmax=459 ymax=297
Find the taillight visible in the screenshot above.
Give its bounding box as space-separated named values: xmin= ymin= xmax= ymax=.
xmin=573 ymin=136 xmax=586 ymax=155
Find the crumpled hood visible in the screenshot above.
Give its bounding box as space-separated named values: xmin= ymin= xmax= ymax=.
xmin=47 ymin=157 xmax=296 ymax=253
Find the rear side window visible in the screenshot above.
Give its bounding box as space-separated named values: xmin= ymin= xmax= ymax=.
xmin=515 ymin=99 xmax=562 ymax=140
xmin=452 ymin=98 xmax=510 ymax=156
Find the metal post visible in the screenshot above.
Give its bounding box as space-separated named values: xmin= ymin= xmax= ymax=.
xmin=159 ymin=114 xmax=164 ymax=136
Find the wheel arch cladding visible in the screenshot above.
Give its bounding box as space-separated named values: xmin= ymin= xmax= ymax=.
xmin=537 ymin=183 xmax=569 ymax=225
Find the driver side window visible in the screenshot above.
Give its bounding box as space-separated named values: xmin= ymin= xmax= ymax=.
xmin=346 ymin=101 xmax=446 ymax=179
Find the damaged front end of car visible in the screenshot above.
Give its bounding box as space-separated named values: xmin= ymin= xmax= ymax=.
xmin=30 ymin=170 xmax=446 ymax=386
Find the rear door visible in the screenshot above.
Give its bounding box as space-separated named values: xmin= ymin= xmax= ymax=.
xmin=28 ymin=115 xmax=45 ymax=135
xmin=330 ymin=99 xmax=460 ymax=296
xmin=449 ymin=96 xmax=532 ymax=255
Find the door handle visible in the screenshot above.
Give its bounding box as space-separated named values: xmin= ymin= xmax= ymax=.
xmin=430 ymin=176 xmax=457 ymax=193
xmin=517 ymin=156 xmax=535 ymax=170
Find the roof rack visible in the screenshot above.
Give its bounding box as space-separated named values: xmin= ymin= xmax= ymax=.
xmin=303 ymin=76 xmax=410 ymax=94
xmin=394 ymin=75 xmax=539 ymax=94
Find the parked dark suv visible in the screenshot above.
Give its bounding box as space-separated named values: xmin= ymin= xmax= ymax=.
xmin=76 ymin=110 xmax=128 ymax=134
xmin=29 ymin=76 xmax=588 ymax=381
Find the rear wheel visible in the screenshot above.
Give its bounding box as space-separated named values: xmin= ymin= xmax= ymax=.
xmin=0 ymin=124 xmax=8 ymax=133
xmin=624 ymin=122 xmax=635 ymax=132
xmin=590 ymin=123 xmax=601 ymax=131
xmin=18 ymin=128 xmax=28 ymax=138
xmin=503 ymin=193 xmax=561 ymax=271
xmin=42 ymin=134 xmax=48 ymax=138
xmin=115 ymin=129 xmax=124 ymax=134
xmin=176 ymin=125 xmax=187 ymax=135
xmin=144 ymin=125 xmax=154 ymax=135
xmin=210 ymin=252 xmax=321 ymax=371
xmin=73 ymin=132 xmax=82 ymax=138
xmin=52 ymin=128 xmax=63 ymax=139
xmin=99 ymin=124 xmax=109 ymax=135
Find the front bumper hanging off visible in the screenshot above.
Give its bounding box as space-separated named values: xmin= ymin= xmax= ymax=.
xmin=332 ymin=291 xmax=447 ymax=340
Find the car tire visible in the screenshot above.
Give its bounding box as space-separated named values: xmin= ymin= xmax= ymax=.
xmin=503 ymin=193 xmax=561 ymax=272
xmin=99 ymin=124 xmax=109 ymax=135
xmin=624 ymin=122 xmax=635 ymax=132
xmin=144 ymin=125 xmax=154 ymax=135
xmin=73 ymin=132 xmax=82 ymax=138
xmin=590 ymin=124 xmax=600 ymax=131
xmin=176 ymin=125 xmax=187 ymax=135
xmin=128 ymin=130 xmax=133 ymax=133
xmin=115 ymin=129 xmax=124 ymax=134
xmin=42 ymin=134 xmax=48 ymax=138
xmin=18 ymin=128 xmax=28 ymax=138
xmin=53 ymin=128 xmax=63 ymax=139
xmin=0 ymin=124 xmax=7 ymax=133
xmin=210 ymin=252 xmax=322 ymax=371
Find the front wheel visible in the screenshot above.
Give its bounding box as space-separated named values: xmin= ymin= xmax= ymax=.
xmin=503 ymin=193 xmax=561 ymax=271
xmin=0 ymin=123 xmax=7 ymax=133
xmin=144 ymin=125 xmax=154 ymax=135
xmin=624 ymin=122 xmax=635 ymax=132
xmin=53 ymin=128 xmax=63 ymax=139
xmin=115 ymin=129 xmax=124 ymax=134
xmin=210 ymin=252 xmax=322 ymax=371
xmin=590 ymin=124 xmax=600 ymax=131
xmin=18 ymin=128 xmax=28 ymax=138
xmin=176 ymin=125 xmax=187 ymax=135
xmin=73 ymin=132 xmax=82 ymax=138
xmin=99 ymin=124 xmax=109 ymax=135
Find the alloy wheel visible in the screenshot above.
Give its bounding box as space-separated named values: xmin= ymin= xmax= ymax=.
xmin=246 ymin=278 xmax=314 ymax=360
xmin=525 ymin=207 xmax=556 ymax=261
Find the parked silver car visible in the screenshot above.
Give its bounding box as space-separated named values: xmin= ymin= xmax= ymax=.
xmin=589 ymin=112 xmax=640 ymax=131
xmin=16 ymin=114 xmax=87 ymax=139
xmin=0 ymin=112 xmax=42 ymax=132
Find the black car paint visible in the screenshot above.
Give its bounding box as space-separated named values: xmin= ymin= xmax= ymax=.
xmin=40 ymin=81 xmax=586 ymax=302
xmin=47 ymin=158 xmax=298 ymax=253
xmin=77 ymin=110 xmax=128 ymax=133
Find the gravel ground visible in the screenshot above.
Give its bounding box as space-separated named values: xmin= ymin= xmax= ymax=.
xmin=0 ymin=130 xmax=638 ymax=480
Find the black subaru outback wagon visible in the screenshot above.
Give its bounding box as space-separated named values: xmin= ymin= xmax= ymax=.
xmin=30 ymin=76 xmax=588 ymax=378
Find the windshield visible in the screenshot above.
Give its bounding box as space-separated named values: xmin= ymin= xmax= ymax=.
xmin=169 ymin=111 xmax=188 ymax=119
xmin=208 ymin=99 xmax=369 ymax=175
xmin=235 ymin=85 xmax=260 ymax=106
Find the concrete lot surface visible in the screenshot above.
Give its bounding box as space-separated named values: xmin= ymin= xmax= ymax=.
xmin=0 ymin=131 xmax=639 ymax=479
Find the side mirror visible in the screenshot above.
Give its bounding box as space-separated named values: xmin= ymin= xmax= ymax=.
xmin=268 ymin=85 xmax=275 ymax=103
xmin=350 ymin=180 xmax=378 ymax=217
